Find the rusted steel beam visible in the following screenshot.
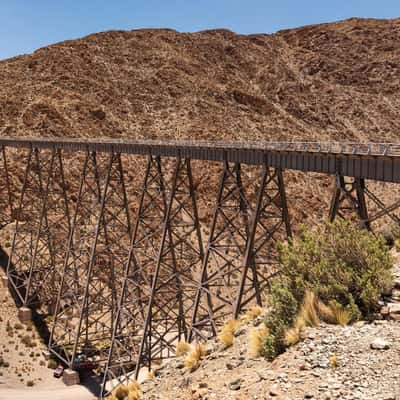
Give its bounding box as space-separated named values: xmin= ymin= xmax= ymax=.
xmin=6 ymin=148 xmax=52 ymax=307
xmin=49 ymin=151 xmax=131 ymax=369
xmin=24 ymin=149 xmax=71 ymax=310
xmin=234 ymin=167 xmax=291 ymax=318
xmin=329 ymin=175 xmax=370 ymax=229
xmin=134 ymin=157 xmax=204 ymax=379
xmin=190 ymin=161 xmax=252 ymax=339
xmin=101 ymin=155 xmax=168 ymax=396
xmin=0 ymin=137 xmax=399 ymax=182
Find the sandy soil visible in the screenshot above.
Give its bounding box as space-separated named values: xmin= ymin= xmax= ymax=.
xmin=0 ymin=277 xmax=94 ymax=400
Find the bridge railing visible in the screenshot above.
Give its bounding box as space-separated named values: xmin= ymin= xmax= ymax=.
xmin=1 ymin=136 xmax=400 ymax=157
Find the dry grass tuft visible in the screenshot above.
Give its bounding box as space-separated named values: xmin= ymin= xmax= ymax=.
xmin=316 ymin=298 xmax=336 ymax=324
xmin=145 ymin=370 xmax=154 ymax=381
xmin=248 ymin=324 xmax=269 ymax=357
xmin=183 ymin=343 xmax=206 ymax=372
xmin=299 ymin=290 xmax=320 ymax=327
xmin=284 ymin=314 xmax=306 ymax=346
xmin=114 ymin=384 xmax=129 ymax=400
xmin=175 ymin=340 xmax=191 ymax=357
xmin=219 ymin=329 xmax=234 ymax=347
xmin=127 ymin=390 xmax=141 ymax=400
xmin=330 ymin=355 xmax=338 ymax=368
xmin=284 ymin=326 xmax=301 ymax=346
xmin=242 ymin=305 xmax=263 ymax=323
xmin=127 ymin=381 xmax=141 ymax=392
xmin=329 ymin=303 xmax=352 ymax=326
xmin=218 ymin=319 xmax=241 ymax=347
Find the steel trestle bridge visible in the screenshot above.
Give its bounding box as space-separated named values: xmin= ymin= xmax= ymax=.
xmin=0 ymin=137 xmax=399 ymax=397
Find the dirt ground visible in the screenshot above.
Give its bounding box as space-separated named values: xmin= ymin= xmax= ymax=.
xmin=0 ymin=277 xmax=94 ymax=400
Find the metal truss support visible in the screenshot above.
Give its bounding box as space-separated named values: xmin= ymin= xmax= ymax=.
xmin=190 ymin=161 xmax=252 ymax=339
xmin=329 ymin=175 xmax=370 ymax=229
xmin=49 ymin=151 xmax=131 ymax=371
xmin=234 ymin=166 xmax=291 ymax=318
xmin=101 ymin=155 xmax=169 ymax=396
xmin=6 ymin=148 xmax=52 ymax=306
xmin=0 ymin=146 xmax=13 ymax=230
xmin=24 ymin=149 xmax=71 ymax=310
xmin=134 ymin=157 xmax=204 ymax=377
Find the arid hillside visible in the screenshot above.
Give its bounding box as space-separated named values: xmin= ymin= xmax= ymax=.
xmin=0 ymin=17 xmax=400 ymax=142
xmin=0 ymin=18 xmax=400 ymax=228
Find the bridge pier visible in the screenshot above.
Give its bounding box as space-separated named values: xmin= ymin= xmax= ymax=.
xmin=49 ymin=150 xmax=132 ymax=372
xmin=190 ymin=162 xmax=291 ymax=341
xmin=329 ymin=175 xmax=400 ymax=230
xmin=62 ymin=369 xmax=80 ymax=386
xmin=18 ymin=306 xmax=32 ymax=323
xmin=329 ymin=175 xmax=370 ymax=229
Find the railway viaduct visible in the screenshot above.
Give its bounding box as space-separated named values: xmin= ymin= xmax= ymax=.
xmin=0 ymin=137 xmax=399 ymax=397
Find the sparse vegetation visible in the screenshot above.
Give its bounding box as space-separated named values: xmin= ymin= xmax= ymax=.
xmin=262 ymin=220 xmax=393 ymax=360
xmin=175 ymin=340 xmax=191 ymax=357
xmin=26 ymin=380 xmax=35 ymax=387
xmin=218 ymin=319 xmax=241 ymax=348
xmin=47 ymin=359 xmax=58 ymax=369
xmin=248 ymin=324 xmax=269 ymax=358
xmin=183 ymin=343 xmax=206 ymax=372
xmin=242 ymin=305 xmax=263 ymax=323
xmin=109 ymin=381 xmax=142 ymax=400
xmin=330 ymin=355 xmax=338 ymax=368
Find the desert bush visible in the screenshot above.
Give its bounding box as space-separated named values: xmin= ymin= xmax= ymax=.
xmin=175 ymin=341 xmax=191 ymax=357
xmin=183 ymin=343 xmax=206 ymax=372
xmin=21 ymin=335 xmax=36 ymax=347
xmin=47 ymin=359 xmax=58 ymax=369
xmin=218 ymin=319 xmax=241 ymax=348
xmin=241 ymin=305 xmax=263 ymax=323
xmin=114 ymin=385 xmax=129 ymax=400
xmin=248 ymin=324 xmax=269 ymax=358
xmin=26 ymin=380 xmax=35 ymax=387
xmin=262 ymin=220 xmax=392 ymax=360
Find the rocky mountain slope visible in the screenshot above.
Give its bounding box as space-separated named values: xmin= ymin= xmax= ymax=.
xmin=142 ymin=320 xmax=400 ymax=400
xmin=139 ymin=253 xmax=400 ymax=400
xmin=1 ymin=18 xmax=400 ymax=228
xmin=0 ymin=18 xmax=400 ymax=142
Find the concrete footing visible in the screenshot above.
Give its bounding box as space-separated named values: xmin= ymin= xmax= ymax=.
xmin=18 ymin=307 xmax=32 ymax=323
xmin=1 ymin=275 xmax=8 ymax=287
xmin=62 ymin=369 xmax=80 ymax=386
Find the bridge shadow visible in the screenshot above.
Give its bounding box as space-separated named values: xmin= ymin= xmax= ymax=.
xmin=0 ymin=246 xmax=52 ymax=360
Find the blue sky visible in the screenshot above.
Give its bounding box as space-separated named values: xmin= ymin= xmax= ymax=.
xmin=1 ymin=0 xmax=399 ymax=60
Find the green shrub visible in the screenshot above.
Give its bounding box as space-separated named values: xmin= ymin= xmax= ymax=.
xmin=263 ymin=220 xmax=393 ymax=358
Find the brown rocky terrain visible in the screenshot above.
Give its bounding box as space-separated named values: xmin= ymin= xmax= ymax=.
xmin=140 ymin=252 xmax=400 ymax=400
xmin=1 ymin=17 xmax=400 ymax=228
xmin=1 ymin=18 xmax=400 ymax=142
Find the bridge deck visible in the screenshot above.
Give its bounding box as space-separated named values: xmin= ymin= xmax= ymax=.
xmin=1 ymin=136 xmax=400 ymax=182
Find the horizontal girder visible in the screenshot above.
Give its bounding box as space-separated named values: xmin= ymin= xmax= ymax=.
xmin=0 ymin=137 xmax=399 ymax=182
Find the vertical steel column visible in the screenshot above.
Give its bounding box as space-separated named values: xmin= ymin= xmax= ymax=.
xmin=6 ymin=148 xmax=52 ymax=306
xmin=329 ymin=175 xmax=370 ymax=229
xmin=49 ymin=151 xmax=103 ymax=366
xmin=0 ymin=146 xmax=13 ymax=229
xmin=101 ymin=155 xmax=168 ymax=397
xmin=190 ymin=161 xmax=251 ymax=339
xmin=23 ymin=149 xmax=71 ymax=310
xmin=50 ymin=151 xmax=131 ymax=370
xmin=234 ymin=166 xmax=291 ymax=318
xmin=134 ymin=157 xmax=204 ymax=379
